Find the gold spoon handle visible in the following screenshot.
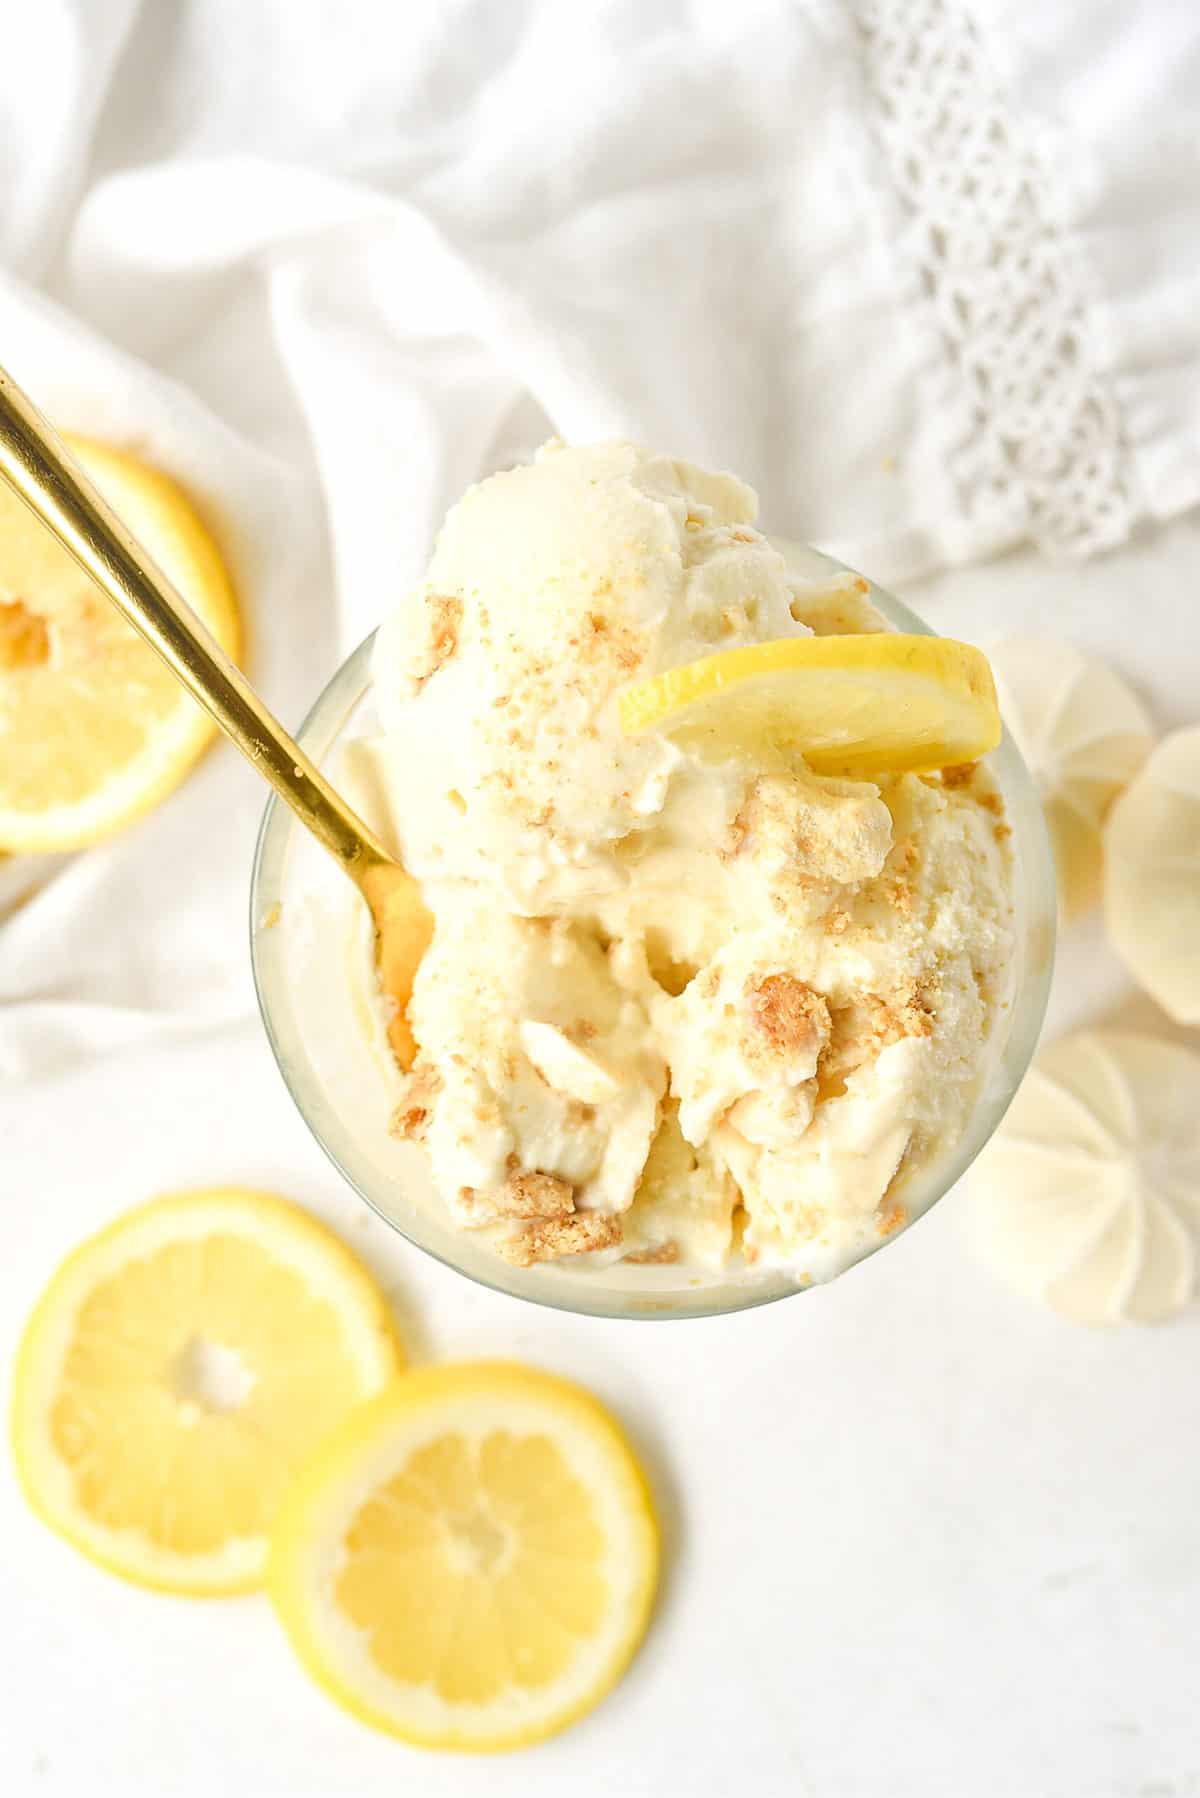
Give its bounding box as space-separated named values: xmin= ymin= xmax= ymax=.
xmin=0 ymin=363 xmax=389 ymax=881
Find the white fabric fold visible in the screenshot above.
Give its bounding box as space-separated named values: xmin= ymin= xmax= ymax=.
xmin=4 ymin=0 xmax=1199 ymax=1089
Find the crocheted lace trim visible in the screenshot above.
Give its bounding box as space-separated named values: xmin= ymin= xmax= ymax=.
xmin=855 ymin=0 xmax=1134 ymax=557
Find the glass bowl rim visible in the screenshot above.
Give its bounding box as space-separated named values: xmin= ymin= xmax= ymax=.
xmin=250 ymin=577 xmax=1056 ymax=1320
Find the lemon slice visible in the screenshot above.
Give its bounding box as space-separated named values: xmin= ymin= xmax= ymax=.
xmin=988 ymin=639 xmax=1152 ymax=916
xmin=1105 ymin=727 xmax=1200 ymax=1025
xmin=618 ymin=632 xmax=1000 ymax=775
xmin=971 ymin=1033 xmax=1200 ymax=1326
xmin=0 ymin=436 xmax=240 ymax=852
xmin=11 ymin=1190 xmax=400 ymax=1593
xmin=269 ymin=1362 xmax=658 ymax=1751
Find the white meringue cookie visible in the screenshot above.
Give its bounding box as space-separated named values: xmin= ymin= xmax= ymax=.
xmin=1104 ymin=726 xmax=1200 ymax=1026
xmin=972 ymin=1032 xmax=1200 ymax=1325
xmin=988 ymin=638 xmax=1152 ymax=917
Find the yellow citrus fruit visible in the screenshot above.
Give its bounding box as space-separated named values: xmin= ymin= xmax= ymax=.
xmin=619 ymin=631 xmax=1001 ymax=776
xmin=0 ymin=436 xmax=240 ymax=851
xmin=11 ymin=1190 xmax=401 ymax=1594
xmin=269 ymin=1362 xmax=659 ymax=1751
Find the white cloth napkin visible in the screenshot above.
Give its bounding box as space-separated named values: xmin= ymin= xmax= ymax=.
xmin=5 ymin=0 xmax=1200 ymax=1087
xmin=4 ymin=6 xmax=1200 ymax=1794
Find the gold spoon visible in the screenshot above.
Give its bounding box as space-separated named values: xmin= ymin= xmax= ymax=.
xmin=0 ymin=363 xmax=431 ymax=1067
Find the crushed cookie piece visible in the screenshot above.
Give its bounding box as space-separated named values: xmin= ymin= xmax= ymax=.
xmin=462 ymin=1169 xmax=576 ymax=1227
xmin=816 ymin=979 xmax=936 ymax=1098
xmin=745 ymin=973 xmax=831 ymax=1060
xmin=976 ymin=789 xmax=1004 ymax=816
xmin=624 ymin=1240 xmax=680 ymax=1265
xmin=887 ymin=879 xmax=914 ymax=916
xmin=940 ymin=761 xmax=978 ymax=789
xmin=730 ymin=526 xmax=757 ymax=543
xmin=585 ymin=611 xmax=609 ymax=635
xmin=721 ymin=794 xmax=753 ymax=862
xmin=497 ymin=1211 xmax=621 ymax=1267
xmin=411 ymin=594 xmax=462 ymax=691
xmin=504 ymin=1170 xmax=576 ymax=1217
xmin=389 ymin=1065 xmax=442 ymax=1141
xmin=993 ymin=821 xmax=1012 ymax=844
xmin=894 ymin=972 xmax=937 ymax=1038
xmin=824 ymin=906 xmax=851 ymax=936
xmin=891 ymin=835 xmax=919 ymax=873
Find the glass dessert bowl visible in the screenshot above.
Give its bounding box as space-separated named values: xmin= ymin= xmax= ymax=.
xmin=251 ymin=551 xmax=1055 ymax=1322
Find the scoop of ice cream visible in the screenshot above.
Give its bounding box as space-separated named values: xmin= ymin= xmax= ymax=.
xmin=370 ymin=440 xmax=803 ymax=913
xmin=360 ymin=442 xmax=1014 ymax=1276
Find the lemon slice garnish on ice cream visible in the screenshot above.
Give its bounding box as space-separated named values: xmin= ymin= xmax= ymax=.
xmin=618 ymin=632 xmax=1000 ymax=776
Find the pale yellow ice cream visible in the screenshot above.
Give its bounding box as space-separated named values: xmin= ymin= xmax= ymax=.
xmin=352 ymin=441 xmax=1014 ymax=1280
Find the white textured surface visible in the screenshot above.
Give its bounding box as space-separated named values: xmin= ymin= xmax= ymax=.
xmin=3 ymin=4 xmax=1200 ymax=1796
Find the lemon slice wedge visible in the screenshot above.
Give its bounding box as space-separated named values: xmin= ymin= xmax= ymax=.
xmin=618 ymin=632 xmax=1000 ymax=775
xmin=971 ymin=1033 xmax=1200 ymax=1325
xmin=1105 ymin=727 xmax=1200 ymax=1024
xmin=11 ymin=1190 xmax=400 ymax=1593
xmin=0 ymin=436 xmax=240 ymax=852
xmin=269 ymin=1362 xmax=659 ymax=1751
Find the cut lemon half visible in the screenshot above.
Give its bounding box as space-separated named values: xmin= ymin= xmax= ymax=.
xmin=269 ymin=1362 xmax=659 ymax=1752
xmin=11 ymin=1189 xmax=400 ymax=1594
xmin=0 ymin=436 xmax=240 ymax=852
xmin=618 ymin=632 xmax=1001 ymax=776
